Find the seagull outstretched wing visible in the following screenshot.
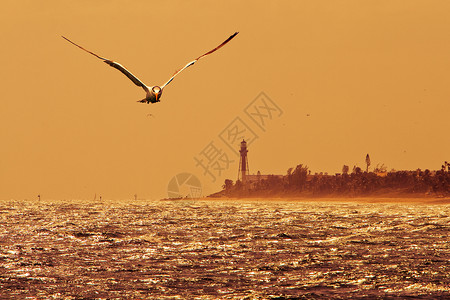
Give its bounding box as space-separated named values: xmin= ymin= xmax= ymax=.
xmin=161 ymin=32 xmax=238 ymax=89
xmin=62 ymin=36 xmax=149 ymax=93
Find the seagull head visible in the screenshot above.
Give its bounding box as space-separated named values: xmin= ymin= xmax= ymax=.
xmin=152 ymin=86 xmax=162 ymax=102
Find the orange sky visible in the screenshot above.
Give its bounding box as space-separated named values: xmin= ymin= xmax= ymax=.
xmin=1 ymin=0 xmax=449 ymax=200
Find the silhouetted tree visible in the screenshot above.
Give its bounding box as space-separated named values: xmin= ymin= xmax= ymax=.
xmin=223 ymin=179 xmax=233 ymax=190
xmin=342 ymin=165 xmax=349 ymax=175
xmin=234 ymin=180 xmax=243 ymax=191
xmin=291 ymin=164 xmax=308 ymax=190
xmin=373 ymin=163 xmax=387 ymax=173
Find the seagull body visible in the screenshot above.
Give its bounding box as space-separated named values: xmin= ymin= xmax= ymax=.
xmin=62 ymin=32 xmax=238 ymax=104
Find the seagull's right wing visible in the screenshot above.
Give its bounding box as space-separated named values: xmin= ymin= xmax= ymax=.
xmin=161 ymin=32 xmax=238 ymax=89
xmin=62 ymin=36 xmax=149 ymax=93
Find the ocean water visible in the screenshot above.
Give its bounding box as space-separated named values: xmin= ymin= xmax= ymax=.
xmin=0 ymin=198 xmax=449 ymax=299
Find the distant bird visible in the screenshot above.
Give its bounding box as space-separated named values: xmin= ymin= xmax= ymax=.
xmin=62 ymin=32 xmax=239 ymax=104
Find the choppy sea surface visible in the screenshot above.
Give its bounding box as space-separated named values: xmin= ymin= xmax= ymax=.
xmin=0 ymin=198 xmax=449 ymax=299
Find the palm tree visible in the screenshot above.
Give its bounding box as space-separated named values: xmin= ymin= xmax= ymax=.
xmin=365 ymin=154 xmax=371 ymax=172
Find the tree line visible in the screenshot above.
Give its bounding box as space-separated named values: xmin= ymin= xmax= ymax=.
xmin=220 ymin=163 xmax=450 ymax=197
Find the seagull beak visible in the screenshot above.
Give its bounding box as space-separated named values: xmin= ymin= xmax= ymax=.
xmin=155 ymin=93 xmax=160 ymax=102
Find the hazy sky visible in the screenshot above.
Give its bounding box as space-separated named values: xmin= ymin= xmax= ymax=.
xmin=1 ymin=0 xmax=449 ymax=200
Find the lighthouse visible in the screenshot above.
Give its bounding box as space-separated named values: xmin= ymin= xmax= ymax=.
xmin=238 ymin=139 xmax=249 ymax=183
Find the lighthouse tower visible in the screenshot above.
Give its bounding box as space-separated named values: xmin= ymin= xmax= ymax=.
xmin=238 ymin=139 xmax=249 ymax=183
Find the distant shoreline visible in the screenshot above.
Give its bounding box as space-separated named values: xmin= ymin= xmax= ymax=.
xmin=1 ymin=196 xmax=448 ymax=205
xmin=206 ymin=193 xmax=450 ymax=205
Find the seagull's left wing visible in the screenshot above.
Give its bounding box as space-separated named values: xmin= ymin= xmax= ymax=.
xmin=161 ymin=32 xmax=238 ymax=89
xmin=62 ymin=36 xmax=149 ymax=93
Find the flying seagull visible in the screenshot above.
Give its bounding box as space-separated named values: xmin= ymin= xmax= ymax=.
xmin=62 ymin=32 xmax=238 ymax=104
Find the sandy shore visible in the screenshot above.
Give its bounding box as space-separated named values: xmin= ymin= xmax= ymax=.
xmin=205 ymin=196 xmax=450 ymax=205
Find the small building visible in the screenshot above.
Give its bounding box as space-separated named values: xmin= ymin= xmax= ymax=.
xmin=245 ymin=171 xmax=283 ymax=185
